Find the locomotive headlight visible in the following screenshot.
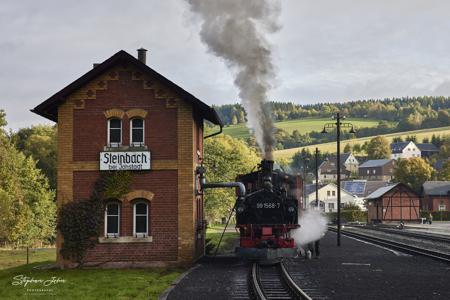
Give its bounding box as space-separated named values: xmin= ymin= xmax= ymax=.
xmin=237 ymin=205 xmax=245 ymax=213
xmin=288 ymin=206 xmax=295 ymax=214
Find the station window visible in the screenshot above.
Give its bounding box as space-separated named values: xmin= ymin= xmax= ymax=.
xmin=328 ymin=203 xmax=335 ymax=209
xmin=332 ymin=191 xmax=336 ymax=196
xmin=130 ymin=118 xmax=144 ymax=147
xmin=327 ymin=191 xmax=331 ymax=196
xmin=438 ymin=204 xmax=446 ymax=211
xmin=105 ymin=202 xmax=120 ymax=237
xmin=108 ymin=118 xmax=122 ymax=147
xmin=134 ymin=201 xmax=149 ymax=237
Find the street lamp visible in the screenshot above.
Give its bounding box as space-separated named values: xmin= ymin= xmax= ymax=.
xmin=321 ymin=113 xmax=356 ymax=246
xmin=301 ymin=157 xmax=309 ymax=210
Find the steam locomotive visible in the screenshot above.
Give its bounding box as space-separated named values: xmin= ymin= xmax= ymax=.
xmin=235 ymin=159 xmax=302 ymax=260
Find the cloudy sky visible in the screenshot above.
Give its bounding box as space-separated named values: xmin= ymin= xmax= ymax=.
xmin=1 ymin=0 xmax=450 ymax=130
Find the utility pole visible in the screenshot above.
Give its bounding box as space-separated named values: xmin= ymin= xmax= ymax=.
xmin=322 ymin=113 xmax=355 ymax=247
xmin=315 ymin=147 xmax=319 ymax=209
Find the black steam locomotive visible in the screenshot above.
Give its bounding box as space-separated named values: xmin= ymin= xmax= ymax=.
xmin=235 ymin=159 xmax=301 ymax=260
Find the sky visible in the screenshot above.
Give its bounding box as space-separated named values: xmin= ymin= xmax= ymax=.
xmin=1 ymin=0 xmax=450 ymax=130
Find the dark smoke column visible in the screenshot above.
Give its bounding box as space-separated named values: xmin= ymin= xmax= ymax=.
xmin=186 ymin=0 xmax=280 ymax=160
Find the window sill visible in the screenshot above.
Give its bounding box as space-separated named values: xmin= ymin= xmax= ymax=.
xmin=98 ymin=236 xmax=153 ymax=243
xmin=103 ymin=145 xmax=148 ymax=151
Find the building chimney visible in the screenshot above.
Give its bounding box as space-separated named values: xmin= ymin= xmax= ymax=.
xmin=137 ymin=48 xmax=147 ymax=64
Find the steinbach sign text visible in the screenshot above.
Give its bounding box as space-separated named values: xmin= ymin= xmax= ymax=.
xmin=100 ymin=151 xmax=151 ymax=171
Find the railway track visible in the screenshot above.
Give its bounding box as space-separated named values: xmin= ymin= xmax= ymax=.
xmin=348 ymin=225 xmax=450 ymax=244
xmin=250 ymin=261 xmax=312 ymax=300
xmin=329 ymin=227 xmax=450 ymax=263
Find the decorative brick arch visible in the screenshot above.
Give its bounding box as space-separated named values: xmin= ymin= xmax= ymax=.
xmin=121 ymin=190 xmax=154 ymax=202
xmin=126 ymin=108 xmax=148 ymax=119
xmin=104 ymin=108 xmax=125 ymax=119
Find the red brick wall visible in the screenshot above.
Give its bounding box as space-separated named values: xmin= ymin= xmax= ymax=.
xmin=427 ymin=196 xmax=450 ymax=211
xmin=73 ymin=170 xmax=179 ymax=262
xmin=73 ymin=70 xmax=177 ymax=161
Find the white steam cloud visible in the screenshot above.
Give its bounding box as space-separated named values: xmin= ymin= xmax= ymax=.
xmin=292 ymin=209 xmax=328 ymax=246
xmin=186 ymin=0 xmax=280 ymax=159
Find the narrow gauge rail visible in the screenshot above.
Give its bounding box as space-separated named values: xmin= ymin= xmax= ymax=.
xmin=347 ymin=225 xmax=450 ymax=244
xmin=328 ymin=227 xmax=450 ymax=263
xmin=250 ymin=261 xmax=312 ymax=300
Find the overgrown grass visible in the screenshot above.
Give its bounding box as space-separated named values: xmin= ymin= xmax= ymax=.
xmin=0 ymin=248 xmax=56 ymax=270
xmin=206 ymin=225 xmax=239 ymax=255
xmin=221 ymin=117 xmax=382 ymax=139
xmin=274 ymin=126 xmax=450 ymax=160
xmin=0 ymin=249 xmax=183 ymax=299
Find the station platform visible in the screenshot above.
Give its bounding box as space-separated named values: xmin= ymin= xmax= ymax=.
xmin=163 ymin=231 xmax=450 ymax=300
xmin=382 ymin=221 xmax=450 ymax=236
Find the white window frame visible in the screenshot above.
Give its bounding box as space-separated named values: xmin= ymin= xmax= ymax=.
xmin=105 ymin=202 xmax=120 ymax=238
xmin=438 ymin=204 xmax=446 ymax=211
xmin=133 ymin=201 xmax=148 ymax=238
xmin=107 ymin=118 xmax=122 ymax=147
xmin=130 ymin=118 xmax=145 ymax=147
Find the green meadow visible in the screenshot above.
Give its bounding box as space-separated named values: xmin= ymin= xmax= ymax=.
xmin=274 ymin=126 xmax=450 ymax=160
xmin=221 ymin=117 xmax=382 ymax=139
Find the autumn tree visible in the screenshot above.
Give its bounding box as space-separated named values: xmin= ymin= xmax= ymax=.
xmin=393 ymin=158 xmax=434 ymax=192
xmin=438 ymin=160 xmax=450 ymax=181
xmin=11 ymin=125 xmax=57 ymax=189
xmin=366 ymin=136 xmax=391 ymax=159
xmin=343 ymin=143 xmax=352 ymax=153
xmin=203 ymin=135 xmax=260 ymax=223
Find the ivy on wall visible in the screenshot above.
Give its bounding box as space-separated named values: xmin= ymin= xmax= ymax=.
xmin=58 ymin=171 xmax=132 ymax=266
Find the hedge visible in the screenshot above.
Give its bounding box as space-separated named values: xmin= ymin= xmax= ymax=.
xmin=327 ymin=210 xmax=367 ymax=223
xmin=420 ymin=210 xmax=450 ymax=221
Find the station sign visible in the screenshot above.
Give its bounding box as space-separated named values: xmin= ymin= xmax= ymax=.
xmin=99 ymin=151 xmax=151 ymax=171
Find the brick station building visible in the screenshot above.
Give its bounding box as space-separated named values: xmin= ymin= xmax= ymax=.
xmin=32 ymin=49 xmax=222 ymax=267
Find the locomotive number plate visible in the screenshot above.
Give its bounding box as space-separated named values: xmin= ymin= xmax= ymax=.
xmin=257 ymin=203 xmax=281 ymax=209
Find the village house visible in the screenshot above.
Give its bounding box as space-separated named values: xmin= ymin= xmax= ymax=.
xmin=304 ymin=183 xmax=363 ymax=212
xmin=358 ymin=159 xmax=395 ymax=181
xmin=32 ymin=49 xmax=222 ymax=268
xmin=342 ymin=180 xmax=389 ymax=199
xmin=318 ymin=153 xmax=359 ymax=182
xmin=390 ymin=141 xmax=421 ymax=160
xmin=422 ymin=181 xmax=450 ymax=212
xmin=416 ymin=143 xmax=439 ymax=158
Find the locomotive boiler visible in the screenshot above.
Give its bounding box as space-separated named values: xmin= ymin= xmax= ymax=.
xmin=235 ymin=159 xmax=301 ymax=260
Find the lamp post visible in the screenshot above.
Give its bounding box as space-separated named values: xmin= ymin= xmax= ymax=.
xmin=302 ymin=157 xmax=309 ymax=209
xmin=321 ymin=113 xmax=355 ymax=246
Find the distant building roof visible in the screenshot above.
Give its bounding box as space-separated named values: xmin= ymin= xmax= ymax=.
xmin=390 ymin=142 xmax=412 ymax=154
xmin=434 ymin=158 xmax=450 ymax=171
xmin=342 ymin=180 xmax=390 ymax=197
xmin=416 ymin=143 xmax=439 ymax=153
xmin=423 ymin=181 xmax=450 ymax=196
xmin=320 ymin=153 xmax=357 ymax=174
xmin=366 ymin=184 xmax=399 ymax=200
xmin=359 ymin=159 xmax=392 ymax=168
xmin=364 ymin=181 xmax=390 ymax=196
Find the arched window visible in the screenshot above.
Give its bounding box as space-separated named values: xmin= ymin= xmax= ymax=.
xmin=133 ymin=201 xmax=148 ymax=237
xmin=105 ymin=202 xmax=120 ymax=237
xmin=108 ymin=118 xmax=122 ymax=147
xmin=130 ymin=118 xmax=144 ymax=147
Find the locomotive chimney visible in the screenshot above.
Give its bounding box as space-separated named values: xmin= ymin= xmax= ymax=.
xmin=261 ymin=159 xmax=274 ymax=190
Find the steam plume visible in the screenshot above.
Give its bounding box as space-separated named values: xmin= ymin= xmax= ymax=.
xmin=291 ymin=209 xmax=328 ymax=246
xmin=186 ymin=0 xmax=280 ymax=159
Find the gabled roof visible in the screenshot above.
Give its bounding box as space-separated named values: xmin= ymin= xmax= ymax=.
xmin=306 ymin=182 xmax=353 ymax=198
xmin=32 ymin=50 xmax=222 ymax=125
xmin=416 ymin=143 xmax=439 ymax=152
xmin=366 ymin=183 xmax=399 ymax=199
xmin=366 ymin=182 xmax=417 ymax=200
xmin=423 ymin=181 xmax=450 ymax=196
xmin=359 ymin=159 xmax=393 ymax=168
xmin=390 ymin=142 xmax=413 ymax=154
